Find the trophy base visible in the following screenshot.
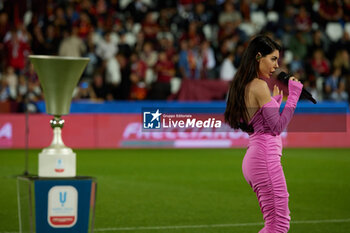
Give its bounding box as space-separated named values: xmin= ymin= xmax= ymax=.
xmin=39 ymin=147 xmax=76 ymax=177
xmin=17 ymin=176 xmax=96 ymax=232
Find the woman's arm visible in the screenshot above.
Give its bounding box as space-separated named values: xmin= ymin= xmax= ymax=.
xmin=255 ymin=78 xmax=303 ymax=134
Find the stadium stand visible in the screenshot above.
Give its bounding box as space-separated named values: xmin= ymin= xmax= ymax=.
xmin=0 ymin=0 xmax=349 ymax=113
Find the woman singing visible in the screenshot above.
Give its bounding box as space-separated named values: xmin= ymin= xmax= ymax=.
xmin=225 ymin=35 xmax=303 ymax=233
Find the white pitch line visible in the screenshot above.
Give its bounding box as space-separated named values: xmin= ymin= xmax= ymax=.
xmin=2 ymin=218 xmax=349 ymax=233
xmin=94 ymin=222 xmax=263 ymax=232
xmin=94 ymin=218 xmax=350 ymax=232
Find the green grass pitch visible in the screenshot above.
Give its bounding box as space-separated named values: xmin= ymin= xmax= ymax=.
xmin=0 ymin=148 xmax=350 ymax=233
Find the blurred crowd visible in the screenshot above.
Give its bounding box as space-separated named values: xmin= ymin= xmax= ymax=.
xmin=0 ymin=0 xmax=350 ymax=112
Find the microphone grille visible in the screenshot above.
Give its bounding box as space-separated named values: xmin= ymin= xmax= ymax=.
xmin=277 ymin=71 xmax=287 ymax=80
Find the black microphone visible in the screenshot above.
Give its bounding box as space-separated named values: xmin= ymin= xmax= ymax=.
xmin=277 ymin=71 xmax=317 ymax=104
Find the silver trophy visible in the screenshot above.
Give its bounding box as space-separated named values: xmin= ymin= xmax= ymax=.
xmin=29 ymin=55 xmax=89 ymax=177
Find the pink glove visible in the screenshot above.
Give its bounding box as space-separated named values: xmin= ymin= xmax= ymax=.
xmin=272 ymin=94 xmax=283 ymax=106
xmin=262 ymin=79 xmax=303 ymax=135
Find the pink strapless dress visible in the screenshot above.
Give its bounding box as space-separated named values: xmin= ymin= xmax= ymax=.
xmin=242 ymin=79 xmax=303 ymax=233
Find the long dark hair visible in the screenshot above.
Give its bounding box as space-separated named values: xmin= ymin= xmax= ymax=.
xmin=224 ymin=35 xmax=281 ymax=132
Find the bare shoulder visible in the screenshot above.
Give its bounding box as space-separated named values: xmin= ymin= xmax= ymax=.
xmin=250 ymin=79 xmax=271 ymax=107
xmin=250 ymin=78 xmax=268 ymax=89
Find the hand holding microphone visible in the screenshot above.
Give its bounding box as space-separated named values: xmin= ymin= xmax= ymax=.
xmin=276 ymin=71 xmax=317 ymax=104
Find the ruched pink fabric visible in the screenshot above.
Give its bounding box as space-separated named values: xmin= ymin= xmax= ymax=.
xmin=242 ymin=79 xmax=303 ymax=233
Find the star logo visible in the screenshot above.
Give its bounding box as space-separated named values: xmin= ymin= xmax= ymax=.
xmin=151 ymin=109 xmax=162 ymax=122
xmin=143 ymin=109 xmax=162 ymax=129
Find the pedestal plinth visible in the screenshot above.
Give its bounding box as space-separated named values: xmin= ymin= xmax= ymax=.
xmin=17 ymin=176 xmax=96 ymax=233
